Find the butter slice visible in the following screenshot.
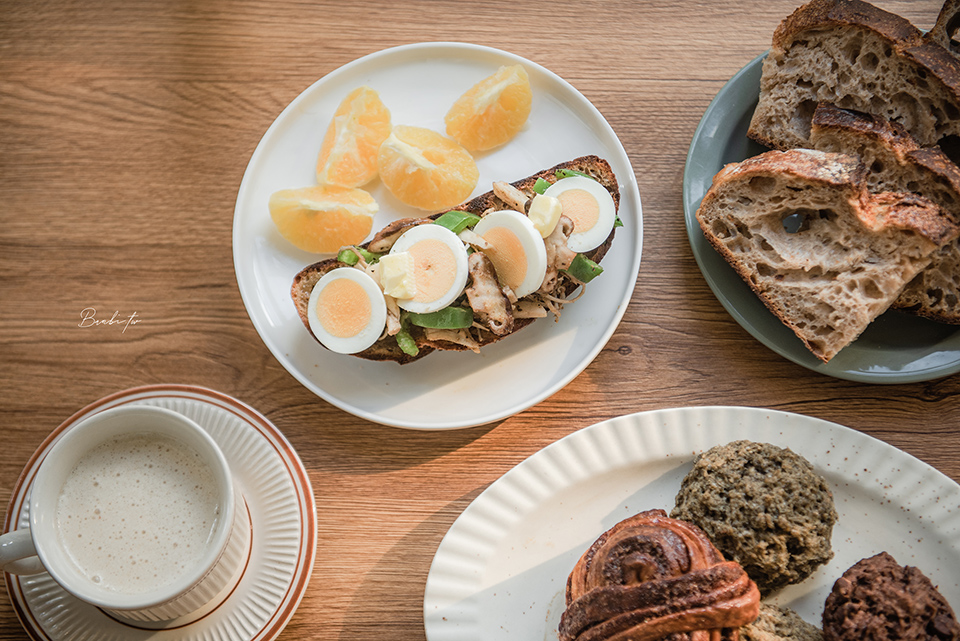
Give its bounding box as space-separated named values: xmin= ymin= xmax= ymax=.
xmin=379 ymin=251 xmax=417 ymax=299
xmin=528 ymin=194 xmax=563 ymax=238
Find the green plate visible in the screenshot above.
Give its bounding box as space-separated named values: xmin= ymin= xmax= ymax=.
xmin=683 ymin=53 xmax=960 ymax=384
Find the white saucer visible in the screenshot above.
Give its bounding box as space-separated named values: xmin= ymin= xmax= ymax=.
xmin=3 ymin=385 xmax=317 ymax=641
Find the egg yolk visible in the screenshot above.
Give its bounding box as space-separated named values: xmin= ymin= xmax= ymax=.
xmin=481 ymin=226 xmax=527 ymax=291
xmin=316 ymin=278 xmax=371 ymax=338
xmin=557 ymin=189 xmax=599 ymax=233
xmin=409 ymin=238 xmax=457 ymax=303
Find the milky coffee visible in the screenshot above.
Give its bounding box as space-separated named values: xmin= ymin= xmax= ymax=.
xmin=56 ymin=432 xmax=221 ymax=595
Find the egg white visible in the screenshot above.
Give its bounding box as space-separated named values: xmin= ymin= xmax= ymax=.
xmin=473 ymin=210 xmax=548 ymax=299
xmin=543 ymin=175 xmax=617 ymax=252
xmin=389 ymin=224 xmax=470 ymax=313
xmin=307 ymin=267 xmax=387 ymax=354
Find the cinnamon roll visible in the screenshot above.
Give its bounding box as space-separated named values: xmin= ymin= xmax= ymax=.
xmin=559 ymin=509 xmax=760 ymax=641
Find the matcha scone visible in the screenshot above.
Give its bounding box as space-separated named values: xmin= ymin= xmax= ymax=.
xmin=671 ymin=440 xmax=837 ymax=595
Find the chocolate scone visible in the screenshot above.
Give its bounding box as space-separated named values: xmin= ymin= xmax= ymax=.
xmin=671 ymin=441 xmax=838 ymax=595
xmin=741 ymin=604 xmax=824 ymax=641
xmin=822 ymin=551 xmax=960 ymax=641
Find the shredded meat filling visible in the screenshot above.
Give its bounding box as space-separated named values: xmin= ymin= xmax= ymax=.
xmin=492 ymin=181 xmax=530 ymax=213
xmin=464 ymin=252 xmax=514 ymax=336
xmin=384 ymin=295 xmax=401 ymax=336
xmin=424 ymin=328 xmax=480 ymax=353
xmin=366 ymin=218 xmax=427 ymax=253
xmin=513 ymin=300 xmax=548 ymax=319
xmin=540 ymin=215 xmax=577 ymax=294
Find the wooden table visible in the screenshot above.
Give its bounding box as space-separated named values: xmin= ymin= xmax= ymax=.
xmin=1 ymin=0 xmax=956 ymax=639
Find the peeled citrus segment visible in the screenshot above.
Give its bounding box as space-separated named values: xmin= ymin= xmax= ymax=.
xmin=377 ymin=125 xmax=479 ymax=211
xmin=269 ymin=185 xmax=378 ymax=254
xmin=316 ymin=86 xmax=392 ymax=188
xmin=444 ymin=64 xmax=532 ymax=152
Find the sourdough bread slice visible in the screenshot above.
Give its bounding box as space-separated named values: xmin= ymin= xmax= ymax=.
xmin=810 ymin=103 xmax=960 ymax=322
xmin=747 ymin=0 xmax=960 ymax=151
xmin=696 ymin=148 xmax=958 ymax=362
xmin=927 ymin=0 xmax=960 ymax=60
xmin=291 ymin=155 xmax=620 ymax=364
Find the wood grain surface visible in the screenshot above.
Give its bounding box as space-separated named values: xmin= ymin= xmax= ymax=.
xmin=0 ymin=0 xmax=956 ymax=639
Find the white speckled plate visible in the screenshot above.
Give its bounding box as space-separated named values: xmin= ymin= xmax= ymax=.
xmin=423 ymin=406 xmax=960 ymax=641
xmin=4 ymin=385 xmax=316 ymax=641
xmin=233 ymin=42 xmax=643 ymax=430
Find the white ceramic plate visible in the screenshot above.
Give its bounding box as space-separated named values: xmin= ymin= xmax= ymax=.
xmin=423 ymin=406 xmax=960 ymax=640
xmin=4 ymin=385 xmax=316 ymax=641
xmin=682 ymin=54 xmax=960 ymax=383
xmin=233 ymin=42 xmax=643 ymax=430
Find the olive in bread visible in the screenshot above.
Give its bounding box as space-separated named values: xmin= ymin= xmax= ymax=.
xmin=291 ymin=156 xmax=620 ymax=364
xmin=696 ymin=148 xmax=957 ymax=362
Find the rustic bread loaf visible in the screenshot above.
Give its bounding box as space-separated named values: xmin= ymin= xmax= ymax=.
xmin=696 ymin=148 xmax=957 ymax=362
xmin=747 ymin=0 xmax=960 ymax=151
xmin=927 ymin=0 xmax=960 ymax=60
xmin=810 ymin=103 xmax=960 ymax=322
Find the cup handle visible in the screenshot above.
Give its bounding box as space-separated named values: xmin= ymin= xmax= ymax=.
xmin=0 ymin=529 xmax=45 ymax=575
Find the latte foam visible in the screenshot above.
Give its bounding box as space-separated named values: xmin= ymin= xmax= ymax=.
xmin=56 ymin=432 xmax=221 ymax=595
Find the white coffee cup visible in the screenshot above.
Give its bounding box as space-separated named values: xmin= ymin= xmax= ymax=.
xmin=0 ymin=405 xmax=251 ymax=627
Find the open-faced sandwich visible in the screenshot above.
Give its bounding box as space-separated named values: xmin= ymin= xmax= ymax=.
xmin=291 ymin=155 xmax=621 ymax=364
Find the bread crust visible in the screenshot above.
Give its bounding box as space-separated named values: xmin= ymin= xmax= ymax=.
xmin=899 ymin=41 xmax=960 ymax=104
xmin=926 ymin=0 xmax=960 ymax=59
xmin=708 ymin=148 xmax=956 ymax=244
xmin=772 ymin=0 xmax=921 ymax=51
xmin=810 ymin=103 xmax=960 ymax=322
xmin=697 ymin=149 xmax=958 ymax=362
xmin=749 ymin=0 xmax=960 ymax=151
xmin=291 ymin=155 xmax=620 ymax=364
xmin=772 ymin=0 xmax=960 ymax=101
xmin=713 ymin=147 xmax=865 ymax=191
xmin=810 ymin=104 xmax=960 ymax=223
xmin=811 ymin=103 xmax=920 ymax=161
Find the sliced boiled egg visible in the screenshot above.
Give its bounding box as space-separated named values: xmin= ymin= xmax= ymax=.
xmin=389 ymin=224 xmax=469 ymax=313
xmin=543 ymin=175 xmax=617 ymax=252
xmin=308 ymin=267 xmax=387 ymax=354
xmin=473 ymin=210 xmax=547 ymax=298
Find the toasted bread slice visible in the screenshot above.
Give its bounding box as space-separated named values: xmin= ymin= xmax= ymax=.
xmin=747 ymin=0 xmax=960 ymax=151
xmin=810 ymin=103 xmax=960 ymax=322
xmin=292 ymin=155 xmax=620 ymax=364
xmin=696 ymin=149 xmax=958 ymax=362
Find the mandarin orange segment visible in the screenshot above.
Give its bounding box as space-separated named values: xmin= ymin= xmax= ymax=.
xmin=316 ymin=86 xmax=392 ymax=188
xmin=377 ymin=125 xmax=479 ymax=211
xmin=444 ymin=64 xmax=532 ymax=152
xmin=269 ymin=184 xmax=377 ymax=253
